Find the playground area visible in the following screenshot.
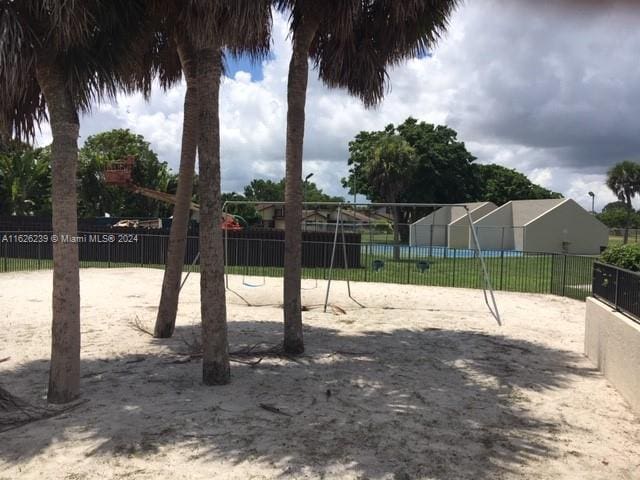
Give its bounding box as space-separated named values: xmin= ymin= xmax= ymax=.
xmin=1 ymin=268 xmax=639 ymax=479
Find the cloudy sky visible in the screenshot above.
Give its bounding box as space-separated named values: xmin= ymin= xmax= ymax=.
xmin=36 ymin=1 xmax=640 ymax=211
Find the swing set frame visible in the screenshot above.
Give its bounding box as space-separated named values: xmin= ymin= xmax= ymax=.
xmin=220 ymin=201 xmax=502 ymax=326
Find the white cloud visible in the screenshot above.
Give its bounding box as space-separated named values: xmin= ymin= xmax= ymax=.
xmin=34 ymin=3 xmax=640 ymax=212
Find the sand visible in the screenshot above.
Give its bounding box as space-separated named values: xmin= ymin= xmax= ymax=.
xmin=1 ymin=268 xmax=639 ymax=479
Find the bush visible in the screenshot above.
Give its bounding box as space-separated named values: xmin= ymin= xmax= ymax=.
xmin=601 ymin=243 xmax=640 ymax=271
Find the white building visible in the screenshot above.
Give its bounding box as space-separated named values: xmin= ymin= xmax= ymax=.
xmin=409 ymin=202 xmax=497 ymax=248
xmin=473 ymin=198 xmax=608 ymax=254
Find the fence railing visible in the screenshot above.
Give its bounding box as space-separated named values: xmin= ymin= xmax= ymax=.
xmin=592 ymin=261 xmax=640 ymax=323
xmin=0 ymin=230 xmax=596 ymax=301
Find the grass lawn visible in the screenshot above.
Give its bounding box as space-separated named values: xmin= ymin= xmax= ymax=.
xmin=608 ymin=234 xmax=639 ymax=246
xmin=1 ymin=248 xmax=595 ymax=301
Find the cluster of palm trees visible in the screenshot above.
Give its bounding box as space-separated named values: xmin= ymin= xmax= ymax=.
xmin=1 ymin=0 xmax=458 ymax=404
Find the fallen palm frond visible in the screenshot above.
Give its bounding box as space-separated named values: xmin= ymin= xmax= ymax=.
xmin=174 ymin=335 xmax=300 ymax=366
xmin=0 ymin=385 xmax=86 ymax=433
xmin=129 ymin=316 xmax=154 ymax=337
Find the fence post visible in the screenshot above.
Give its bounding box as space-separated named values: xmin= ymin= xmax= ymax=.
xmin=108 ymin=239 xmax=111 ymax=268
xmin=407 ymin=244 xmax=411 ymax=284
xmin=452 ymin=250 xmax=456 ymax=287
xmin=429 ymin=224 xmax=433 ymax=257
xmin=37 ymin=242 xmax=41 ymax=270
xmin=561 ymin=254 xmax=568 ymax=297
xmin=365 ymin=243 xmax=369 ymax=283
xmin=614 ymin=267 xmax=620 ymax=308
xmin=140 ymin=234 xmax=144 ymax=267
xmin=1 ymin=239 xmax=5 ymax=272
xmin=499 ymin=250 xmax=504 ymax=290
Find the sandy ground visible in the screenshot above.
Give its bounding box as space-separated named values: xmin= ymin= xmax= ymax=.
xmin=1 ymin=268 xmax=639 ymax=480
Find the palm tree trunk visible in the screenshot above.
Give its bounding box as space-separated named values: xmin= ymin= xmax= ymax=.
xmin=283 ymin=15 xmax=321 ymax=355
xmin=197 ymin=46 xmax=230 ymax=385
xmin=624 ymin=194 xmax=632 ymax=244
xmin=154 ymin=38 xmax=199 ymax=338
xmin=35 ymin=59 xmax=81 ymax=404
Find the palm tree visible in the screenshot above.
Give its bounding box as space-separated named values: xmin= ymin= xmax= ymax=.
xmin=153 ymin=3 xmax=272 ymax=354
xmin=0 ymin=0 xmax=147 ymax=403
xmin=276 ymin=0 xmax=460 ymax=353
xmin=365 ymin=134 xmax=417 ymax=260
xmin=141 ymin=1 xmax=271 ymax=384
xmin=607 ymin=161 xmax=640 ymax=244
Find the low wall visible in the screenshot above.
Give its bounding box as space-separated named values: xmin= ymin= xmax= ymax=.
xmin=585 ymin=297 xmax=640 ymax=416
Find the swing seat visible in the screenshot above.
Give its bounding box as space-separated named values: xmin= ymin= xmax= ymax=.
xmin=416 ymin=260 xmax=430 ymax=273
xmin=372 ymin=259 xmax=385 ymax=272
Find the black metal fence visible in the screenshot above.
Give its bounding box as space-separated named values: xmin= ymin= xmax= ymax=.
xmin=0 ymin=230 xmax=597 ymax=301
xmin=592 ymin=261 xmax=640 ymax=323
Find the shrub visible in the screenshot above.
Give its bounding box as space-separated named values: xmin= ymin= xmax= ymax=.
xmin=601 ymin=243 xmax=640 ymax=271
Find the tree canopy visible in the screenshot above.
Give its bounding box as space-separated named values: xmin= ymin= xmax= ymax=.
xmin=0 ymin=142 xmax=51 ymax=216
xmin=474 ymin=164 xmax=562 ymax=206
xmin=344 ymin=118 xmax=478 ymax=208
xmin=78 ymin=129 xmax=175 ymax=217
xmin=243 ymin=178 xmax=344 ymax=203
xmin=344 ymin=117 xmax=562 ymax=211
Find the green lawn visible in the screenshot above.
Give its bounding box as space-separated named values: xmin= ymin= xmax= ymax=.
xmin=608 ymin=234 xmax=639 ymax=246
xmin=1 ymin=249 xmax=595 ymax=301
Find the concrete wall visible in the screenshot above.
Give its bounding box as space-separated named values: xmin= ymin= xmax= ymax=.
xmin=449 ymin=202 xmax=497 ymax=249
xmin=585 ymin=297 xmax=640 ymax=416
xmin=473 ymin=203 xmax=515 ymax=250
xmin=409 ymin=207 xmax=451 ymax=246
xmin=410 ymin=203 xmax=497 ymax=248
xmin=524 ymin=199 xmax=609 ymax=254
xmin=511 ymin=199 xmax=564 ymax=226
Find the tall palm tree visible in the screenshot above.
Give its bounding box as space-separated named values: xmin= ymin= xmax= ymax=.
xmin=0 ymin=0 xmax=147 ymax=403
xmin=141 ymin=1 xmax=271 ymax=384
xmin=607 ymin=161 xmax=640 ymax=244
xmin=153 ymin=2 xmax=272 ymax=352
xmin=276 ymin=0 xmax=460 ymax=353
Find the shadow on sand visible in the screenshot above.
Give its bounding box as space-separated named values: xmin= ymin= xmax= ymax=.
xmin=0 ymin=319 xmax=596 ymax=479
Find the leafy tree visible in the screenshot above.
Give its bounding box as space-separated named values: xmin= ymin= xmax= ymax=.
xmin=78 ymin=129 xmax=173 ymax=217
xmin=304 ymin=181 xmax=344 ymax=203
xmin=243 ymin=178 xmax=343 ymax=203
xmin=606 ymin=160 xmax=640 ymax=244
xmin=602 ymin=201 xmax=628 ymax=212
xmin=244 ymin=179 xmax=285 ymax=202
xmin=344 ymin=118 xmax=478 ymax=238
xmin=0 ymin=144 xmax=51 ymax=216
xmin=597 ymin=207 xmax=640 ymax=229
xmin=474 ymin=164 xmax=562 ymax=206
xmin=221 ymin=192 xmax=261 ymax=225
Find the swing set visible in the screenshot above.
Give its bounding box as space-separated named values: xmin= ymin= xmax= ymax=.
xmin=221 ymin=201 xmax=502 ymax=326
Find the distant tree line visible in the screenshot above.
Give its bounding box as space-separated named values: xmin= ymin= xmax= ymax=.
xmin=0 ymin=128 xmax=342 ymax=222
xmin=342 ymin=117 xmax=562 ymax=241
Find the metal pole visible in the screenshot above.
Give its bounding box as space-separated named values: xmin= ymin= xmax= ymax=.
xmin=180 ymin=251 xmax=200 ymax=291
xmin=323 ymin=206 xmax=342 ymax=312
xmin=339 ymin=216 xmax=352 ymax=299
xmin=467 ymin=207 xmax=502 ymax=325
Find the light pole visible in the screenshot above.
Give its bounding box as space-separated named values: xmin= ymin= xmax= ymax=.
xmin=303 ymin=173 xmax=314 ymax=203
xmin=588 ymin=191 xmax=595 ymax=214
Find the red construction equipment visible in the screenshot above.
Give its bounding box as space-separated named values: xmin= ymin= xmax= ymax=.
xmin=104 ymin=156 xmax=242 ymax=230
